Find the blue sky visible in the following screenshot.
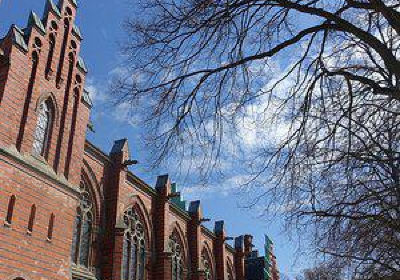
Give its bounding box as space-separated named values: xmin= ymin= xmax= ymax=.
xmin=0 ymin=0 xmax=312 ymax=277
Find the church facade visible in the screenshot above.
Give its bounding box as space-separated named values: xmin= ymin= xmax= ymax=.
xmin=0 ymin=1 xmax=277 ymax=280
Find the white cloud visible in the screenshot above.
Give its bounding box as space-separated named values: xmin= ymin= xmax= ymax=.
xmin=181 ymin=174 xmax=256 ymax=200
xmin=85 ymin=78 xmax=109 ymax=103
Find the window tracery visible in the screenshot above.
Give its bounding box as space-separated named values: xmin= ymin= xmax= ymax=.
xmin=122 ymin=207 xmax=146 ymax=280
xmin=71 ymin=181 xmax=93 ymax=268
xmin=169 ymin=231 xmax=185 ymax=280
xmin=32 ymin=99 xmax=53 ymax=157
xmin=202 ymin=249 xmax=213 ymax=280
xmin=226 ymin=261 xmax=234 ymax=280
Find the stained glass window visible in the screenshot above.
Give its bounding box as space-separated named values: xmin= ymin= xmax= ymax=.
xmin=71 ymin=182 xmax=93 ymax=268
xmin=32 ymin=100 xmax=52 ymax=156
xmin=169 ymin=232 xmax=185 ymax=280
xmin=202 ymin=249 xmax=213 ymax=280
xmin=227 ymin=261 xmax=234 ymax=280
xmin=139 ymin=245 xmax=146 ymax=280
xmin=79 ymin=212 xmax=92 ymax=267
xmin=122 ymin=208 xmax=147 ymax=280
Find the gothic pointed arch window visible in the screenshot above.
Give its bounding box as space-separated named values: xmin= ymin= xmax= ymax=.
xmin=122 ymin=207 xmax=147 ymax=280
xmin=201 ymin=248 xmax=213 ymax=280
xmin=32 ymin=98 xmax=53 ymax=157
xmin=169 ymin=230 xmax=185 ymax=280
xmin=71 ymin=181 xmax=94 ymax=268
xmin=226 ymin=260 xmax=234 ymax=280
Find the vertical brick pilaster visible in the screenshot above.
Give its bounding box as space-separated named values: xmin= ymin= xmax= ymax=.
xmin=102 ymin=139 xmax=130 ymax=280
xmin=234 ymin=236 xmax=246 ymax=280
xmin=188 ymin=200 xmax=203 ymax=280
xmin=153 ymin=174 xmax=172 ymax=280
xmin=111 ymin=227 xmax=126 ymax=280
xmin=214 ymin=221 xmax=226 ymax=280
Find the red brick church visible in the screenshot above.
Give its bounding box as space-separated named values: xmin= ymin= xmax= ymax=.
xmin=0 ymin=1 xmax=279 ymax=280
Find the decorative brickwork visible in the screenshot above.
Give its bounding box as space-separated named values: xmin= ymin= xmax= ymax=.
xmin=0 ymin=1 xmax=272 ymax=280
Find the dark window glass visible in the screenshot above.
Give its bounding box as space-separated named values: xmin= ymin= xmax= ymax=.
xmin=130 ymin=240 xmax=137 ymax=280
xmin=47 ymin=213 xmax=55 ymax=240
xmin=139 ymin=246 xmax=146 ymax=280
xmin=123 ymin=234 xmax=131 ymax=280
xmin=6 ymin=195 xmax=16 ymax=224
xmin=46 ymin=34 xmax=56 ymax=76
xmin=71 ymin=210 xmax=82 ymax=263
xmin=27 ymin=204 xmax=36 ymax=232
xmin=79 ymin=213 xmax=92 ymax=267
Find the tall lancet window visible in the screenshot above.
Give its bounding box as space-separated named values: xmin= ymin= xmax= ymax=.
xmin=122 ymin=207 xmax=147 ymax=280
xmin=201 ymin=249 xmax=213 ymax=280
xmin=169 ymin=232 xmax=185 ymax=280
xmin=71 ymin=181 xmax=94 ymax=268
xmin=32 ymin=99 xmax=52 ymax=157
xmin=227 ymin=261 xmax=234 ymax=280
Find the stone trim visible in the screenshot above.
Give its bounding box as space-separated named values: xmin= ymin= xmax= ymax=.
xmin=0 ymin=145 xmax=79 ymax=196
xmin=169 ymin=202 xmax=191 ymax=221
xmin=84 ymin=141 xmax=111 ymax=164
xmin=225 ymin=243 xmax=235 ymax=254
xmin=71 ymin=264 xmax=98 ymax=280
xmin=201 ymin=225 xmax=216 ymax=239
xmin=126 ymin=171 xmax=157 ymax=197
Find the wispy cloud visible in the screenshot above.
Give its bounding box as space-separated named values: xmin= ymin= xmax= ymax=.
xmin=85 ymin=78 xmax=109 ymax=103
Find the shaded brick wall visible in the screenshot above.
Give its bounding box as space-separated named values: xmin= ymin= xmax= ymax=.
xmin=0 ymin=153 xmax=78 ymax=280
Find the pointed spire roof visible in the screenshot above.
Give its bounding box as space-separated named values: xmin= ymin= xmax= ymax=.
xmin=77 ymin=56 xmax=88 ymax=73
xmin=72 ymin=24 xmax=83 ymax=40
xmin=28 ymin=11 xmax=46 ymax=35
xmin=10 ymin=25 xmax=28 ymax=52
xmin=82 ymin=89 xmax=93 ymax=108
xmin=45 ymin=0 xmax=62 ymax=18
xmin=58 ymin=0 xmax=77 ymax=8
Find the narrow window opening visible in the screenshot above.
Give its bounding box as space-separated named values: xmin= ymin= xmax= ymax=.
xmin=54 ymin=53 xmax=74 ymax=172
xmin=32 ymin=99 xmax=53 ymax=158
xmin=122 ymin=208 xmax=147 ymax=280
xmin=122 ymin=233 xmax=131 ymax=280
xmin=46 ymin=34 xmax=56 ymax=79
xmin=16 ymin=51 xmax=39 ymax=151
xmin=64 ymin=89 xmax=79 ymax=177
xmin=79 ymin=212 xmax=92 ymax=267
xmin=71 ymin=208 xmax=82 ymax=263
xmin=51 ymin=21 xmax=58 ymax=31
xmin=71 ymin=181 xmax=94 ymax=268
xmin=202 ymin=250 xmax=213 ymax=280
xmin=56 ymin=19 xmax=70 ymax=86
xmin=70 ymin=40 xmax=77 ymax=50
xmin=34 ymin=38 xmax=42 ymax=49
xmin=5 ymin=195 xmax=16 ymax=226
xmin=65 ymin=7 xmax=73 ymax=16
xmin=47 ymin=213 xmax=55 ymax=241
xmin=130 ymin=239 xmax=137 ymax=279
xmin=27 ymin=204 xmax=36 ymax=233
